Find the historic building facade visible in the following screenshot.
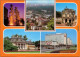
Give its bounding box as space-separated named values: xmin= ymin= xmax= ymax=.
xmin=62 ymin=7 xmax=76 ymax=25
xmin=10 ymin=35 xmax=35 ymax=51
xmin=56 ymin=7 xmax=77 ymax=26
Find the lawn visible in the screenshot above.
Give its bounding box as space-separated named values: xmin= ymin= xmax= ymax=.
xmin=61 ymin=46 xmax=77 ymax=50
xmin=70 ymin=46 xmax=77 ymax=49
xmin=5 ymin=51 xmax=40 ymax=53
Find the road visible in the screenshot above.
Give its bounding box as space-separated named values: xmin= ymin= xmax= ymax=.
xmin=41 ymin=46 xmax=66 ymax=53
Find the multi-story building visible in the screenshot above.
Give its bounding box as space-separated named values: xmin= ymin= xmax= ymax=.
xmin=41 ymin=33 xmax=72 ymax=46
xmin=45 ymin=33 xmax=67 ymax=45
xmin=67 ymin=38 xmax=73 ymax=45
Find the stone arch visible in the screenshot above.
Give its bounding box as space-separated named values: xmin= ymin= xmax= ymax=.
xmin=69 ymin=19 xmax=71 ymax=23
xmin=65 ymin=19 xmax=67 ymax=23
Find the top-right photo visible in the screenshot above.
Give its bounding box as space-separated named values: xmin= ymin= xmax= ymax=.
xmin=56 ymin=3 xmax=77 ymax=26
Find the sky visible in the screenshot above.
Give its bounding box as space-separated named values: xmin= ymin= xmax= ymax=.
xmin=26 ymin=0 xmax=54 ymax=4
xmin=4 ymin=29 xmax=40 ymax=42
xmin=56 ymin=3 xmax=77 ymax=15
xmin=41 ymin=29 xmax=77 ymax=45
xmin=4 ymin=3 xmax=24 ymax=19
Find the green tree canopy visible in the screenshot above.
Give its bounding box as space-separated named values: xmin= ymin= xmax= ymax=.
xmin=19 ymin=35 xmax=22 ymax=38
xmin=34 ymin=40 xmax=40 ymax=50
xmin=56 ymin=11 xmax=62 ymax=18
xmin=4 ymin=36 xmax=10 ymax=40
xmin=23 ymin=35 xmax=28 ymax=41
xmin=4 ymin=37 xmax=18 ymax=51
xmin=47 ymin=18 xmax=54 ymax=30
xmin=15 ymin=34 xmax=18 ymax=37
xmin=26 ymin=23 xmax=30 ymax=30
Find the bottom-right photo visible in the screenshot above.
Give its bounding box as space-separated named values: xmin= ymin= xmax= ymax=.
xmin=41 ymin=29 xmax=77 ymax=53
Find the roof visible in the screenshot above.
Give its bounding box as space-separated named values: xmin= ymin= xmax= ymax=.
xmin=62 ymin=8 xmax=75 ymax=12
xmin=26 ymin=41 xmax=34 ymax=45
xmin=46 ymin=33 xmax=66 ymax=36
xmin=10 ymin=38 xmax=26 ymax=43
xmin=10 ymin=38 xmax=34 ymax=45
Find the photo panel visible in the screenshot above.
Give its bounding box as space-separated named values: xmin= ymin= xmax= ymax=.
xmin=3 ymin=29 xmax=40 ymax=54
xmin=41 ymin=29 xmax=77 ymax=53
xmin=56 ymin=3 xmax=77 ymax=27
xmin=25 ymin=0 xmax=56 ymax=31
xmin=4 ymin=3 xmax=24 ymax=26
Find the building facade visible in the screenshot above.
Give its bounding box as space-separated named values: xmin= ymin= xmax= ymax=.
xmin=10 ymin=35 xmax=36 ymax=51
xmin=67 ymin=38 xmax=73 ymax=45
xmin=45 ymin=33 xmax=67 ymax=45
xmin=41 ymin=33 xmax=72 ymax=46
xmin=62 ymin=8 xmax=76 ymax=25
xmin=56 ymin=7 xmax=77 ymax=26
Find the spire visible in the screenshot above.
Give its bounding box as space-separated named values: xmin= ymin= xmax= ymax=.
xmin=66 ymin=6 xmax=68 ymax=9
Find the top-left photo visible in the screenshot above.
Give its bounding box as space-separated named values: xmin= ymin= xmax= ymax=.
xmin=4 ymin=3 xmax=24 ymax=26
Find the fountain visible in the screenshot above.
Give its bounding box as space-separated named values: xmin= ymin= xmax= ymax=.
xmin=9 ymin=4 xmax=14 ymax=26
xmin=9 ymin=4 xmax=22 ymax=26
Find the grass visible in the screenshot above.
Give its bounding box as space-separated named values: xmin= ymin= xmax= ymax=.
xmin=70 ymin=46 xmax=77 ymax=49
xmin=61 ymin=46 xmax=77 ymax=50
xmin=5 ymin=51 xmax=40 ymax=53
xmin=61 ymin=49 xmax=76 ymax=50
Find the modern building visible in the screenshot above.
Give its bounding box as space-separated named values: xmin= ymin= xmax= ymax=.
xmin=67 ymin=38 xmax=73 ymax=45
xmin=45 ymin=33 xmax=67 ymax=45
xmin=10 ymin=35 xmax=36 ymax=51
xmin=41 ymin=33 xmax=72 ymax=46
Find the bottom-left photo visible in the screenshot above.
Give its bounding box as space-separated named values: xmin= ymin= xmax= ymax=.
xmin=3 ymin=29 xmax=40 ymax=54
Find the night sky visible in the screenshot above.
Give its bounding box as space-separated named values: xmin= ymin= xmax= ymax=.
xmin=4 ymin=3 xmax=24 ymax=19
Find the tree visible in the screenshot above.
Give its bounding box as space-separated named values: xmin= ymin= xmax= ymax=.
xmin=26 ymin=23 xmax=30 ymax=30
xmin=56 ymin=11 xmax=62 ymax=18
xmin=47 ymin=18 xmax=54 ymax=30
xmin=4 ymin=37 xmax=18 ymax=51
xmin=23 ymin=35 xmax=28 ymax=41
xmin=19 ymin=35 xmax=22 ymax=38
xmin=34 ymin=40 xmax=40 ymax=50
xmin=42 ymin=27 xmax=46 ymax=30
xmin=15 ymin=34 xmax=18 ymax=37
xmin=4 ymin=36 xmax=10 ymax=40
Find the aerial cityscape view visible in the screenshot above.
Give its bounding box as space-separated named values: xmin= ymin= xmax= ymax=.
xmin=26 ymin=0 xmax=55 ymax=30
